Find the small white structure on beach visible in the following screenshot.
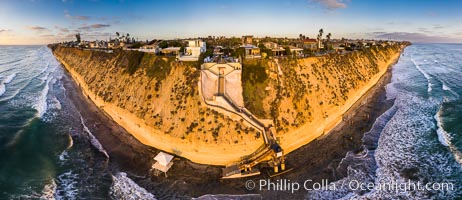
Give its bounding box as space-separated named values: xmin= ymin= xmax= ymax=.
xmin=152 ymin=152 xmax=174 ymax=177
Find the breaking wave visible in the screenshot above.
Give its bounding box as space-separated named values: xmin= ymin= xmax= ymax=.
xmin=80 ymin=116 xmax=109 ymax=158
xmin=411 ymin=58 xmax=432 ymax=92
xmin=109 ymin=172 xmax=156 ymax=200
xmin=33 ymin=79 xmax=50 ymax=118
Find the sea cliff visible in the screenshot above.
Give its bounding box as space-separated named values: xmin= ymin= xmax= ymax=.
xmin=51 ymin=44 xmax=407 ymax=165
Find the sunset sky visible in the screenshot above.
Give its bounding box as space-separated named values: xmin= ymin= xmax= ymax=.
xmin=0 ymin=0 xmax=461 ymax=45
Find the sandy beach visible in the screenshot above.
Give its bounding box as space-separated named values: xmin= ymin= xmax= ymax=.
xmin=59 ymin=52 xmax=398 ymax=199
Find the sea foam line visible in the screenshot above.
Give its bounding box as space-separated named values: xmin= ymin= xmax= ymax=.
xmin=434 ymin=106 xmax=462 ymax=165
xmin=80 ymin=116 xmax=109 ymax=158
xmin=34 ymin=79 xmax=50 ymax=118
xmin=411 ymin=58 xmax=432 ymax=92
xmin=3 ymin=73 xmax=17 ymax=84
xmin=110 ymin=172 xmax=156 ymax=200
xmin=0 ymin=73 xmax=17 ymax=97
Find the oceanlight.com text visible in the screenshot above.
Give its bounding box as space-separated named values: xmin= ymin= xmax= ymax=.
xmin=245 ymin=179 xmax=454 ymax=194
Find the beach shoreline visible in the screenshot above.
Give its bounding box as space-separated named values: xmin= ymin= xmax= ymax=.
xmin=56 ymin=46 xmax=403 ymax=198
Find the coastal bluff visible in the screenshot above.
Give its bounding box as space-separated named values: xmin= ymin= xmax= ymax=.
xmin=50 ymin=44 xmax=407 ymax=165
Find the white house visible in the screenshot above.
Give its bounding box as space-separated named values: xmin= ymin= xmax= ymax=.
xmin=179 ymin=40 xmax=206 ymax=61
xmin=185 ymin=39 xmax=206 ymax=57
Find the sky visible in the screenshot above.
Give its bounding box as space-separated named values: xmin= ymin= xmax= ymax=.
xmin=0 ymin=0 xmax=461 ymax=45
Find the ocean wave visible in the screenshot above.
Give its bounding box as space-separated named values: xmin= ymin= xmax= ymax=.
xmin=0 ymin=58 xmax=22 ymax=66
xmin=59 ymin=150 xmax=69 ymax=161
xmin=411 ymin=58 xmax=432 ymax=93
xmin=434 ymin=106 xmax=462 ymax=165
xmin=308 ymin=102 xmax=398 ymax=199
xmin=434 ymin=108 xmax=450 ymax=147
xmin=41 ymin=179 xmax=57 ymax=200
xmin=80 ymin=116 xmax=109 ymax=158
xmin=0 ymin=83 xmax=5 ymax=96
xmin=3 ymin=73 xmax=16 ymax=84
xmin=56 ymin=170 xmax=79 ymax=200
xmin=0 ymin=73 xmax=16 ymax=97
xmin=310 ymin=45 xmax=462 ymax=198
xmin=34 ymin=79 xmax=50 ymax=118
xmin=50 ymin=96 xmax=62 ymax=110
xmin=110 ymin=172 xmax=156 ymax=200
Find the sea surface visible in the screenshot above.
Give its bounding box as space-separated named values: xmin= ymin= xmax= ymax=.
xmin=309 ymin=43 xmax=462 ymax=199
xmin=1 ymin=44 xmax=462 ymax=199
xmin=0 ymin=46 xmax=113 ymax=199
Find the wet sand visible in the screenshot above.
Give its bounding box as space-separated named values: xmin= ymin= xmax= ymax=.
xmin=62 ymin=61 xmax=394 ymax=199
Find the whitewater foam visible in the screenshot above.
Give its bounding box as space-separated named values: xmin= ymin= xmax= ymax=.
xmin=110 ymin=172 xmax=156 ymax=200
xmin=442 ymin=84 xmax=450 ymax=91
xmin=3 ymin=73 xmax=16 ymax=84
xmin=41 ymin=179 xmax=57 ymax=200
xmin=434 ymin=110 xmax=450 ymax=147
xmin=34 ymin=79 xmax=50 ymax=118
xmin=411 ymin=58 xmax=432 ymax=93
xmin=0 ymin=73 xmax=16 ymax=97
xmin=434 ymin=107 xmax=462 ymax=165
xmin=56 ymin=170 xmax=79 ymax=200
xmin=80 ymin=116 xmax=109 ymax=158
xmin=0 ymin=83 xmax=5 ymax=96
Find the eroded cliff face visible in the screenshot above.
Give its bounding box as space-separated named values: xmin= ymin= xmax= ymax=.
xmin=242 ymin=44 xmax=405 ymax=135
xmin=52 ymin=47 xmax=262 ymax=165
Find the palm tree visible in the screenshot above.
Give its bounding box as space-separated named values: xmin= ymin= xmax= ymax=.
xmin=116 ymin=32 xmax=120 ymax=38
xmin=317 ymin=28 xmax=324 ymax=49
xmin=318 ymin=28 xmax=324 ymax=38
xmin=299 ymin=33 xmax=303 ymax=41
xmin=326 ymin=33 xmax=332 ymax=50
xmin=75 ymin=33 xmax=81 ymax=43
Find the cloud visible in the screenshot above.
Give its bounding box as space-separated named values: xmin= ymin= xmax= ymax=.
xmin=64 ymin=10 xmax=90 ymax=20
xmin=372 ymin=32 xmax=460 ymax=43
xmin=79 ymin=24 xmax=111 ymax=30
xmin=54 ymin=25 xmax=70 ymax=33
xmin=41 ymin=34 xmax=55 ymax=38
xmin=418 ymin=27 xmax=433 ymax=33
xmin=309 ymin=0 xmax=348 ymax=10
xmin=26 ymin=26 xmax=49 ymax=32
xmin=0 ymin=29 xmax=12 ymax=33
xmin=434 ymin=25 xmax=444 ymax=29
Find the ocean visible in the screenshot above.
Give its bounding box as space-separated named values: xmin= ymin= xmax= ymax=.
xmin=1 ymin=44 xmax=461 ymax=199
xmin=309 ymin=43 xmax=462 ymax=199
xmin=0 ymin=46 xmax=112 ymax=199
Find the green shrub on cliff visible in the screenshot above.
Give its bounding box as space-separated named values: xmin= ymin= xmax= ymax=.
xmin=242 ymin=60 xmax=270 ymax=118
xmin=123 ymin=50 xmax=145 ymax=75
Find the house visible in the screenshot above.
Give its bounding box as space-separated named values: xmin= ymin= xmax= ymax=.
xmin=241 ymin=35 xmax=253 ymax=45
xmin=263 ymin=42 xmax=278 ymax=49
xmin=271 ymin=47 xmax=285 ymax=56
xmin=185 ymin=39 xmax=206 ymax=57
xmin=178 ymin=39 xmax=206 ymax=61
xmin=241 ymin=44 xmax=261 ymax=59
xmin=288 ymin=46 xmax=303 ymax=57
xmin=108 ymin=40 xmax=118 ymax=49
xmin=161 ymin=47 xmax=181 ymax=56
xmin=332 ymin=42 xmax=345 ymax=51
xmin=301 ymin=39 xmax=317 ymax=50
xmin=139 ymin=43 xmax=159 ymax=54
xmin=262 ymin=42 xmax=285 ymax=57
